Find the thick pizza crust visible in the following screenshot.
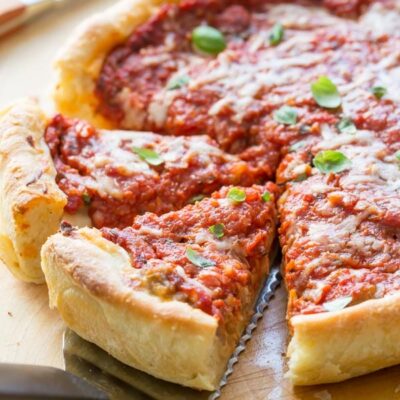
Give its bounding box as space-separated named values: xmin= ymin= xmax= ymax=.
xmin=53 ymin=0 xmax=180 ymax=128
xmin=41 ymin=227 xmax=259 ymax=390
xmin=287 ymin=293 xmax=400 ymax=385
xmin=0 ymin=99 xmax=67 ymax=283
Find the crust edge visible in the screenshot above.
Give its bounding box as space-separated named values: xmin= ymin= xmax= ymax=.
xmin=41 ymin=227 xmax=238 ymax=390
xmin=0 ymin=99 xmax=67 ymax=283
xmin=287 ymin=292 xmax=400 ymax=385
xmin=53 ymin=0 xmax=180 ymax=127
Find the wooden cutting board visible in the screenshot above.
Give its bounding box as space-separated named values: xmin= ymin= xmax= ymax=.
xmin=1 ymin=2 xmax=400 ymax=399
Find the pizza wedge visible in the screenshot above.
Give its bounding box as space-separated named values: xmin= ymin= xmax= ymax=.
xmin=41 ymin=184 xmax=278 ymax=390
xmin=0 ymin=98 xmax=270 ymax=282
xmin=0 ymin=100 xmax=67 ymax=283
xmin=278 ymin=110 xmax=400 ymax=384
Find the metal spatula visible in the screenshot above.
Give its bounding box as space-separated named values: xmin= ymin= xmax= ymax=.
xmin=0 ymin=363 xmax=108 ymax=399
xmin=0 ymin=0 xmax=63 ymax=37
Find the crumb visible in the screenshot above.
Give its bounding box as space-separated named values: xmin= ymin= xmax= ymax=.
xmin=7 ymin=311 xmax=13 ymax=317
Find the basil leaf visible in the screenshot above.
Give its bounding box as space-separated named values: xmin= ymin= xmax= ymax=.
xmin=311 ymin=76 xmax=341 ymax=109
xmin=323 ymin=296 xmax=352 ymax=312
xmin=189 ymin=194 xmax=206 ymax=204
xmin=192 ymin=26 xmax=226 ymax=55
xmin=209 ymin=223 xmax=225 ymax=239
xmin=167 ymin=75 xmax=190 ymax=90
xmin=371 ymin=86 xmax=387 ymax=100
xmin=227 ymin=187 xmax=246 ymax=203
xmin=269 ymin=23 xmax=284 ymax=46
xmin=273 ymin=105 xmax=298 ymax=125
xmin=133 ymin=147 xmax=164 ymax=166
xmin=313 ymin=150 xmax=351 ymax=174
xmin=262 ymin=191 xmax=271 ymax=202
xmin=186 ymin=247 xmax=215 ymax=268
xmin=337 ymin=117 xmax=356 ymax=134
xmin=395 ymin=150 xmax=400 ymax=161
xmin=82 ymin=193 xmax=91 ymax=206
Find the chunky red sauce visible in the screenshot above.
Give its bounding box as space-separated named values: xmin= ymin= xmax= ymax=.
xmin=96 ymin=0 xmax=399 ymax=155
xmin=101 ymin=184 xmax=277 ymax=321
xmin=45 ymin=114 xmax=274 ymax=228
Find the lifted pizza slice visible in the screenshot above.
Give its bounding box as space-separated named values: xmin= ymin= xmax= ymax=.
xmin=41 ymin=184 xmax=278 ymax=390
xmin=0 ymin=99 xmax=271 ymax=282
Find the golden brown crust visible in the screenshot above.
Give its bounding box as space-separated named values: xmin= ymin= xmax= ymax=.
xmin=0 ymin=99 xmax=67 ymax=283
xmin=53 ymin=0 xmax=180 ymax=127
xmin=41 ymin=227 xmax=250 ymax=390
xmin=287 ymin=293 xmax=400 ymax=385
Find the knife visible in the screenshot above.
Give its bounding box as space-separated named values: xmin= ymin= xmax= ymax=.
xmin=0 ymin=363 xmax=108 ymax=399
xmin=0 ymin=0 xmax=62 ymax=37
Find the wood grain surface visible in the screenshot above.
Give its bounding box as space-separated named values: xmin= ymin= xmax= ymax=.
xmin=1 ymin=1 xmax=400 ymax=399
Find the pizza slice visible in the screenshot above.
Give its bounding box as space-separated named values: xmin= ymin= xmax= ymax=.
xmin=41 ymin=184 xmax=278 ymax=390
xmin=0 ymin=99 xmax=270 ymax=282
xmin=278 ymin=96 xmax=400 ymax=384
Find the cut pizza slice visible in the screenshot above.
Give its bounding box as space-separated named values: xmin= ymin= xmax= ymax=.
xmin=0 ymin=99 xmax=270 ymax=283
xmin=41 ymin=184 xmax=278 ymax=390
xmin=278 ymin=105 xmax=400 ymax=384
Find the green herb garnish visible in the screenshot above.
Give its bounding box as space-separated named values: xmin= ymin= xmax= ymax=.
xmin=294 ymin=173 xmax=308 ymax=182
xmin=269 ymin=23 xmax=284 ymax=46
xmin=311 ymin=76 xmax=341 ymax=109
xmin=313 ymin=150 xmax=351 ymax=174
xmin=209 ymin=223 xmax=225 ymax=239
xmin=133 ymin=147 xmax=164 ymax=166
xmin=273 ymin=105 xmax=298 ymax=125
xmin=262 ymin=191 xmax=271 ymax=202
xmin=371 ymin=86 xmax=387 ymax=100
xmin=337 ymin=117 xmax=357 ymax=134
xmin=299 ymin=124 xmax=312 ymax=135
xmin=82 ymin=193 xmax=91 ymax=206
xmin=167 ymin=75 xmax=190 ymax=90
xmin=227 ymin=187 xmax=246 ymax=203
xmin=186 ymin=248 xmax=215 ymax=268
xmin=189 ymin=194 xmax=206 ymax=204
xmin=192 ymin=26 xmax=226 ymax=55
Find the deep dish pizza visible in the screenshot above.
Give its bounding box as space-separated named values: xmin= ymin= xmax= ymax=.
xmin=1 ymin=0 xmax=400 ymax=391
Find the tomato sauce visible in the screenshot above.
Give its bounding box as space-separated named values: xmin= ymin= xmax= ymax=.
xmin=101 ymin=184 xmax=277 ymax=320
xmin=45 ymin=114 xmax=275 ymax=228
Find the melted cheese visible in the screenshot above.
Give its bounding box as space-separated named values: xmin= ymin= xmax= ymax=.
xmin=194 ymin=229 xmax=236 ymax=252
xmin=77 ymin=129 xmax=235 ymax=199
xmin=360 ymin=2 xmax=400 ymax=36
